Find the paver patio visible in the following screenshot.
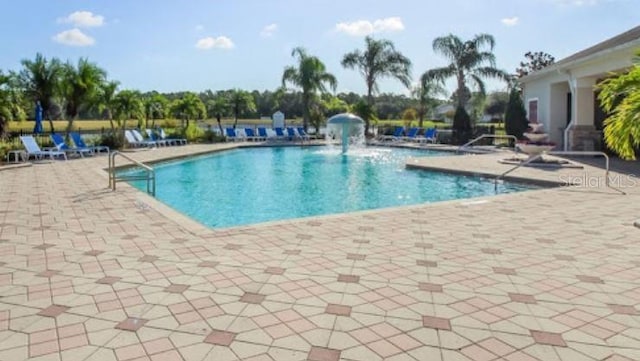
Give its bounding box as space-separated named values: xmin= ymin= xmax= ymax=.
xmin=0 ymin=144 xmax=639 ymax=360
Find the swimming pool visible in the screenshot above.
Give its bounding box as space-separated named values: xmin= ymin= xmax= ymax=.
xmin=124 ymin=146 xmax=535 ymax=228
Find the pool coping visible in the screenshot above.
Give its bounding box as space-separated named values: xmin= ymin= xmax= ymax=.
xmin=108 ymin=144 xmax=559 ymax=232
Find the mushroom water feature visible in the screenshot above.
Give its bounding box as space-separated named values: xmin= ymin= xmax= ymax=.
xmin=326 ymin=113 xmax=365 ymax=154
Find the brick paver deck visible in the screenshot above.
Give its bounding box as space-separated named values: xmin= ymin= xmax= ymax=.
xmin=0 ymin=144 xmax=639 ymax=360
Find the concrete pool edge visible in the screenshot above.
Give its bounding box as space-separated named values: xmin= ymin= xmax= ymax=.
xmin=107 ymin=144 xmax=630 ymax=232
xmin=111 ymin=145 xmax=553 ymax=232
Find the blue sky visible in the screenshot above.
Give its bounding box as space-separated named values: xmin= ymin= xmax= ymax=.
xmin=1 ymin=0 xmax=638 ymax=96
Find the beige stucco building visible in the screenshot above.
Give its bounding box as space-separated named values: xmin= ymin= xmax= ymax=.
xmin=519 ymin=25 xmax=640 ymax=151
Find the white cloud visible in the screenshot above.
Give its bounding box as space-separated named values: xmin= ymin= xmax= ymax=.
xmin=501 ymin=17 xmax=519 ymax=26
xmin=58 ymin=11 xmax=104 ymax=27
xmin=195 ymin=36 xmax=234 ymax=50
xmin=260 ymin=23 xmax=278 ymax=38
xmin=52 ymin=28 xmax=95 ymax=46
xmin=335 ymin=17 xmax=405 ymax=36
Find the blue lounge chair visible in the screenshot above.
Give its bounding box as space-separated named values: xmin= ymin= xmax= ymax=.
xmin=274 ymin=127 xmax=286 ymax=140
xmin=381 ymin=126 xmax=404 ymax=142
xmin=145 ymin=129 xmax=171 ymax=147
xmin=70 ymin=132 xmax=109 ymax=154
xmin=257 ymin=127 xmax=268 ymax=141
xmin=132 ymin=129 xmax=159 ymax=147
xmin=286 ymin=127 xmax=297 ymax=140
xmin=244 ymin=128 xmax=259 ymax=141
xmin=296 ymin=127 xmax=310 ymax=141
xmin=225 ymin=127 xmax=241 ymax=141
xmin=125 ymin=130 xmax=154 ymax=147
xmin=50 ymin=133 xmax=93 ymax=157
xmin=401 ymin=127 xmax=420 ymax=142
xmin=418 ymin=128 xmax=437 ymax=144
xmin=159 ymin=128 xmax=187 ymax=145
xmin=20 ymin=136 xmax=67 ymax=161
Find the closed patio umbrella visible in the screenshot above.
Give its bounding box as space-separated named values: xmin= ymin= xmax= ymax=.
xmin=33 ymin=101 xmax=43 ymax=134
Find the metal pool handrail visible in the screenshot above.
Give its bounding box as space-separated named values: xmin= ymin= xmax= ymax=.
xmin=108 ymin=151 xmax=156 ymax=196
xmin=457 ymin=134 xmax=518 ymax=154
xmin=494 ymin=150 xmax=626 ymax=195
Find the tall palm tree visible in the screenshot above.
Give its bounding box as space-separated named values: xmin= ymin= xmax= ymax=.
xmin=412 ymin=78 xmax=446 ymax=128
xmin=597 ymin=50 xmax=640 ymax=160
xmin=342 ymin=37 xmax=412 ymax=135
xmin=113 ymin=90 xmax=144 ymax=132
xmin=144 ymin=92 xmax=169 ymax=128
xmin=283 ymin=47 xmax=337 ymax=131
xmin=207 ymin=95 xmax=230 ymax=134
xmin=96 ymin=81 xmax=120 ymax=130
xmin=227 ymin=89 xmax=256 ymax=129
xmin=61 ymin=58 xmax=106 ymax=133
xmin=421 ymin=34 xmax=509 ymax=109
xmin=18 ymin=53 xmax=63 ymax=132
xmin=170 ymin=92 xmax=205 ymax=128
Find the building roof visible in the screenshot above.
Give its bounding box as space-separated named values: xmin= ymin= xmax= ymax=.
xmin=520 ymin=25 xmax=640 ymax=82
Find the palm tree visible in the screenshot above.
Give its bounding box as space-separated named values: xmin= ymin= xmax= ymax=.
xmin=283 ymin=47 xmax=337 ymax=131
xmin=227 ymin=89 xmax=256 ymax=129
xmin=412 ymin=78 xmax=445 ymax=128
xmin=597 ymin=50 xmax=640 ymax=160
xmin=113 ymin=90 xmax=144 ymax=132
xmin=170 ymin=92 xmax=206 ymax=128
xmin=207 ymin=95 xmax=230 ymax=134
xmin=342 ymin=37 xmax=412 ymax=135
xmin=96 ymin=81 xmax=120 ymax=130
xmin=18 ymin=53 xmax=63 ymax=132
xmin=61 ymin=58 xmax=106 ymax=133
xmin=421 ymin=34 xmax=509 ymax=109
xmin=144 ymin=92 xmax=169 ymax=128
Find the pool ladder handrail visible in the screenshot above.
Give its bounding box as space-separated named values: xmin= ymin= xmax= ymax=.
xmin=108 ymin=151 xmax=156 ymax=196
xmin=494 ymin=150 xmax=626 ymax=195
xmin=457 ymin=134 xmax=518 ymax=154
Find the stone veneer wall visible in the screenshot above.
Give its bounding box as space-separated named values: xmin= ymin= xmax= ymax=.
xmin=568 ymin=125 xmax=603 ymax=151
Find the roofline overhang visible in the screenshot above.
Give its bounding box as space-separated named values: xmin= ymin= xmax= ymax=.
xmin=519 ymin=38 xmax=640 ymax=84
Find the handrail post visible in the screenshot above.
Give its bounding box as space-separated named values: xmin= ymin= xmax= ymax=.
xmin=107 ymin=150 xmax=156 ymax=196
xmin=495 ymin=150 xmax=625 ymax=195
xmin=495 ymin=154 xmax=541 ymax=190
xmin=547 ymin=151 xmax=623 ymax=194
xmin=457 ymin=134 xmax=518 ymax=154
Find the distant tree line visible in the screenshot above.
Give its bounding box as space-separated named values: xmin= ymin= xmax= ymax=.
xmin=0 ymin=34 xmax=557 ymax=145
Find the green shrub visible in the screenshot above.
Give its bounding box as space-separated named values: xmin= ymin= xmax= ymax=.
xmin=183 ymin=123 xmax=204 ymax=142
xmin=99 ymin=131 xmax=124 ymax=149
xmin=202 ymin=129 xmax=225 ymax=143
xmin=452 ymin=106 xmax=472 ymax=144
xmin=0 ymin=139 xmax=21 ymax=163
xmin=0 ymin=142 xmax=11 ymax=162
xmin=505 ymin=87 xmax=529 ymax=141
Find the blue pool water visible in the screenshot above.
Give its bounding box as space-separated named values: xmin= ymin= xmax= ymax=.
xmin=123 ymin=146 xmax=535 ymax=228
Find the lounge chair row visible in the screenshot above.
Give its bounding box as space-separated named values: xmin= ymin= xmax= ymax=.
xmin=225 ymin=127 xmax=310 ymax=142
xmin=18 ymin=133 xmax=110 ymax=161
xmin=380 ymin=127 xmax=438 ymax=143
xmin=124 ymin=129 xmax=187 ymax=148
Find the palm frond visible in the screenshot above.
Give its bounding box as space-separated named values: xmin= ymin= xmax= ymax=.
xmin=472 ymin=33 xmax=496 ymax=51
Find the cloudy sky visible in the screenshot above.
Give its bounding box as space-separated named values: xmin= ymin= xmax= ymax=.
xmin=1 ymin=0 xmax=638 ymax=95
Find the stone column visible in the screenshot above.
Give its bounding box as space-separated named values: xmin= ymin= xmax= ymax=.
xmin=569 ymin=77 xmax=602 ymax=151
